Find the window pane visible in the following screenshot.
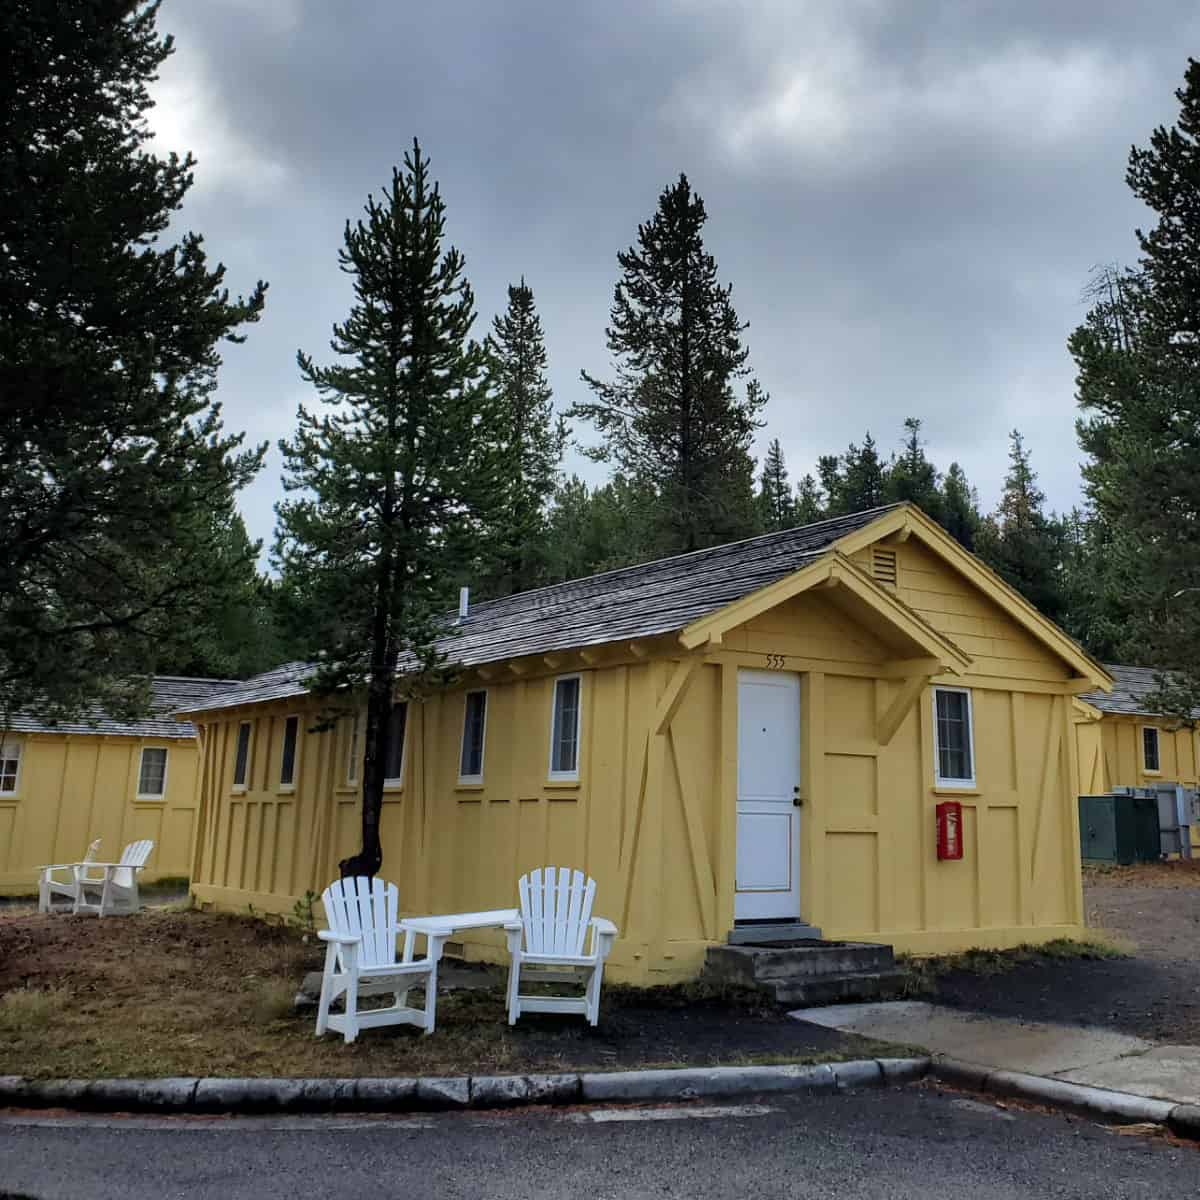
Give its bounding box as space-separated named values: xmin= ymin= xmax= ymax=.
xmin=280 ymin=717 xmax=299 ymax=786
xmin=346 ymin=712 xmax=361 ymax=785
xmin=385 ymin=703 xmax=407 ymax=781
xmin=460 ymin=692 xmax=487 ymax=778
xmin=551 ymin=678 xmax=580 ymax=775
xmin=233 ymin=723 xmax=251 ymax=787
xmin=138 ymin=748 xmax=167 ymax=797
xmin=935 ymin=690 xmax=972 ymax=782
xmin=0 ymin=742 xmax=20 ymax=794
xmin=1143 ymin=728 xmax=1160 ymax=772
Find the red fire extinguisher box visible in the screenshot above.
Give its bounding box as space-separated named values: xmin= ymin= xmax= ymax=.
xmin=936 ymin=800 xmax=964 ymax=861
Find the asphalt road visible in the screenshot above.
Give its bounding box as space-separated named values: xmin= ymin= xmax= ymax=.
xmin=1 ymin=1085 xmax=1196 ymax=1200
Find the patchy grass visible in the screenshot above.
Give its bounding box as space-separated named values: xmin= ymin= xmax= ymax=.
xmin=0 ymin=987 xmax=70 ymax=1034
xmin=0 ymin=909 xmax=875 ymax=1079
xmin=1083 ymin=860 xmax=1200 ymax=889
xmin=897 ymin=937 xmax=1132 ymax=998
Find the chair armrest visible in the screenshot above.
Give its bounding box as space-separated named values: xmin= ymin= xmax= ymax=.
xmin=502 ymin=921 xmax=524 ymax=933
xmin=317 ymin=930 xmax=362 ymax=945
xmin=590 ymin=917 xmax=618 ymax=937
xmin=39 ymin=862 xmax=87 ymax=873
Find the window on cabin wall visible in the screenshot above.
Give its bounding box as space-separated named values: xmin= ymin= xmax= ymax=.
xmin=232 ymin=721 xmax=252 ymax=790
xmin=280 ymin=716 xmax=300 ymax=788
xmin=1143 ymin=726 xmax=1161 ymax=773
xmin=346 ymin=711 xmax=362 ymax=786
xmin=384 ymin=702 xmax=408 ymax=785
xmin=0 ymin=740 xmax=22 ymax=794
xmin=549 ymin=675 xmax=582 ymax=779
xmin=137 ymin=747 xmax=168 ymax=799
xmin=459 ymin=690 xmax=488 ymax=783
xmin=933 ymin=687 xmax=975 ymax=787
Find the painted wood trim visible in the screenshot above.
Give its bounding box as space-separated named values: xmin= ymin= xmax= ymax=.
xmin=832 ymin=505 xmax=1112 ymax=690
xmin=716 ymin=662 xmax=738 ymax=938
xmin=653 ymin=657 xmax=702 ymax=734
xmin=668 ymin=726 xmax=717 ymax=940
xmin=877 ymin=674 xmax=931 ymax=746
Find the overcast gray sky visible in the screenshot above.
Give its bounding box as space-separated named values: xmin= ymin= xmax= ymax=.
xmin=150 ymin=0 xmax=1200 ymax=553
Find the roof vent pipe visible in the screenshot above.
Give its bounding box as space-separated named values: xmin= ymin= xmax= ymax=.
xmin=459 ymin=586 xmax=470 ymax=621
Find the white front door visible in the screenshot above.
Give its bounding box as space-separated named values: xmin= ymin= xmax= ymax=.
xmin=736 ymin=669 xmax=802 ymax=921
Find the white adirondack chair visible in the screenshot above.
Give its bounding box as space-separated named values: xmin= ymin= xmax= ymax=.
xmin=503 ymin=867 xmax=618 ymax=1026
xmin=37 ymin=839 xmax=102 ymax=913
xmin=315 ymin=877 xmax=442 ymax=1043
xmin=73 ymin=839 xmax=154 ymax=916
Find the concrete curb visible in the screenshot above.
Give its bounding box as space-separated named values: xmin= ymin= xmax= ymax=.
xmin=928 ymin=1057 xmax=1198 ymax=1139
xmin=0 ymin=1057 xmax=927 ymax=1116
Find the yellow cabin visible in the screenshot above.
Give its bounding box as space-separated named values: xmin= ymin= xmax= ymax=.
xmin=0 ymin=677 xmax=232 ymax=895
xmin=179 ymin=504 xmax=1112 ymax=984
xmin=1075 ymin=665 xmax=1200 ymax=852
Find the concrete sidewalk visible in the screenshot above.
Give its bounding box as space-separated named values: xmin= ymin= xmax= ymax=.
xmin=795 ymin=1001 xmax=1200 ymax=1107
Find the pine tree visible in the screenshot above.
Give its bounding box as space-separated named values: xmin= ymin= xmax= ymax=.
xmin=826 ymin=434 xmax=886 ymax=515
xmin=274 ymin=142 xmax=497 ymax=877
xmin=1069 ymin=62 xmax=1200 ymax=713
xmin=940 ymin=463 xmax=982 ymax=552
xmin=481 ymin=278 xmax=565 ymax=596
xmin=757 ymin=438 xmax=796 ymax=530
xmin=975 ymin=432 xmax=1067 ymax=621
xmin=573 ymin=174 xmax=765 ymax=555
xmin=884 ymin=418 xmax=943 ymax=521
xmin=0 ymin=1 xmax=266 ymax=726
xmin=542 ymin=475 xmax=654 ymax=582
xmin=794 ymin=474 xmax=825 ymax=525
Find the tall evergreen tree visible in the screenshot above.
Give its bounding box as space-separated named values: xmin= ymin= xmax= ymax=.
xmin=274 ymin=142 xmax=497 ymax=877
xmin=884 ymin=418 xmax=943 ymax=521
xmin=794 ymin=474 xmax=825 ymax=525
xmin=756 ymin=438 xmax=796 ymax=531
xmin=573 ymin=174 xmax=765 ymax=555
xmin=542 ymin=475 xmax=655 ymax=582
xmin=1069 ymin=61 xmax=1200 ymax=713
xmin=975 ymin=431 xmax=1067 ymax=621
xmin=940 ymin=462 xmax=982 ymax=552
xmin=0 ymin=1 xmax=266 ymax=726
xmin=824 ymin=433 xmax=886 ymax=515
xmin=481 ymin=278 xmax=564 ymax=596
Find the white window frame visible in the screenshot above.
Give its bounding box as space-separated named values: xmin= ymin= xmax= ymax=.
xmin=1141 ymin=725 xmax=1162 ymax=774
xmin=278 ymin=714 xmax=301 ymax=792
xmin=932 ymin=686 xmax=976 ymax=789
xmin=0 ymin=739 xmax=23 ymax=797
xmin=345 ymin=710 xmax=363 ymax=787
xmin=383 ymin=701 xmax=408 ymax=789
xmin=232 ymin=720 xmax=253 ymax=794
xmin=548 ymin=674 xmax=583 ymax=782
xmin=136 ymin=745 xmax=169 ymax=800
xmin=458 ymin=689 xmax=488 ymax=785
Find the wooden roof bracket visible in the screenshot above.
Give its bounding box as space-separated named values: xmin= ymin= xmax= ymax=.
xmin=877 ymin=672 xmax=934 ymax=747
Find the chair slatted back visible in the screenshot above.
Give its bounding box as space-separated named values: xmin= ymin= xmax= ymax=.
xmin=120 ymin=839 xmax=154 ymax=867
xmin=111 ymin=839 xmax=154 ymax=889
xmin=321 ymin=877 xmax=398 ymax=968
xmin=518 ymin=867 xmax=595 ymax=956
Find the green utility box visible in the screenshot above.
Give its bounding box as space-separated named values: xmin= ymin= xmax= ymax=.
xmin=1079 ymin=794 xmax=1161 ymax=865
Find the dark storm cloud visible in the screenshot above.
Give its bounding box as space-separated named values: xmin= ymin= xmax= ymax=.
xmin=152 ymin=0 xmax=1200 ymax=550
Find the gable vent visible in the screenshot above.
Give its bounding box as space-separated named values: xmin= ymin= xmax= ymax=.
xmin=871 ymin=548 xmax=898 ymax=587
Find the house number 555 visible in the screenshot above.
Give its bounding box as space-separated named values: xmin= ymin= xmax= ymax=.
xmin=764 ymin=654 xmax=787 ymax=670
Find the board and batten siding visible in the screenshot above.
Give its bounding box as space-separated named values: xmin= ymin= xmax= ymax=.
xmin=0 ymin=733 xmax=202 ymax=894
xmin=190 ymin=563 xmax=1088 ymax=982
xmin=1074 ymin=710 xmax=1200 ymax=851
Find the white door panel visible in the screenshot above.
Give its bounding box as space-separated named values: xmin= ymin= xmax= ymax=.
xmin=736 ymin=670 xmax=802 ymax=921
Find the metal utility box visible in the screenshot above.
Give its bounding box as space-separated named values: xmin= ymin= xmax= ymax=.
xmin=1079 ymin=794 xmax=1161 ymax=865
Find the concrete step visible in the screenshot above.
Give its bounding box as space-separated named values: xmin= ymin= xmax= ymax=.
xmin=774 ymin=969 xmax=910 ymax=1009
xmin=727 ymin=922 xmax=823 ymax=945
xmin=704 ymin=940 xmax=896 ymax=989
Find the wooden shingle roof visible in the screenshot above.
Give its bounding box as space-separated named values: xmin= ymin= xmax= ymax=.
xmin=1080 ymin=664 xmax=1200 ymax=720
xmin=8 ymin=676 xmax=238 ymax=739
xmin=179 ymin=505 xmax=901 ymax=716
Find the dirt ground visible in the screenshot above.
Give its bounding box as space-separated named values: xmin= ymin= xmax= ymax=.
xmin=933 ymin=864 xmax=1200 ymax=1043
xmin=0 ymin=908 xmax=888 ymax=1079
